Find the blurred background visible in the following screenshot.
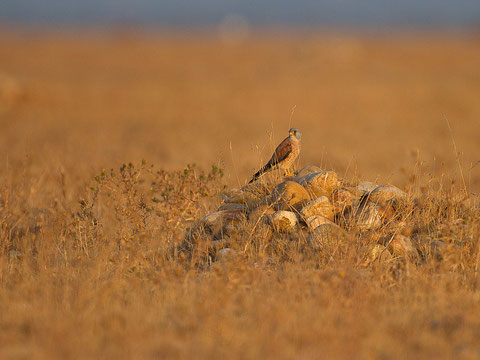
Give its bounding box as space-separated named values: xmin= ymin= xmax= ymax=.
xmin=0 ymin=0 xmax=479 ymax=198
xmin=1 ymin=0 xmax=480 ymax=29
xmin=1 ymin=4 xmax=480 ymax=360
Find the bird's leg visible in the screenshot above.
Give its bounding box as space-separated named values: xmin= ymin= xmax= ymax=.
xmin=284 ymin=168 xmax=294 ymax=177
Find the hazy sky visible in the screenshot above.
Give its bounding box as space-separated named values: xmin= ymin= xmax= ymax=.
xmin=1 ymin=0 xmax=480 ymax=29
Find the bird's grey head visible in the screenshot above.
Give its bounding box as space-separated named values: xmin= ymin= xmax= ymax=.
xmin=289 ymin=128 xmax=302 ymax=140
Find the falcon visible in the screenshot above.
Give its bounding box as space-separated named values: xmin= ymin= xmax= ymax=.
xmin=249 ymin=128 xmax=302 ymax=183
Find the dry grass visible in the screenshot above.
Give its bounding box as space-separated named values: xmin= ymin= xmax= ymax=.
xmin=0 ymin=32 xmax=480 ymax=359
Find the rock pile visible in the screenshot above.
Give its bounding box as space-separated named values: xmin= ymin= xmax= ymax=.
xmin=198 ymin=165 xmax=417 ymax=263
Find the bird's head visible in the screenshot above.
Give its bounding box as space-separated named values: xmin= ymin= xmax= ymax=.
xmin=289 ymin=128 xmax=302 ymax=140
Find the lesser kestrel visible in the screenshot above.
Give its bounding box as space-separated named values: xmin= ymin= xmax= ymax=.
xmin=249 ymin=128 xmax=302 ymax=183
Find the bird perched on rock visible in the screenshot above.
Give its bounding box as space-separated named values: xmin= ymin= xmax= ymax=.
xmin=249 ymin=128 xmax=302 ymax=183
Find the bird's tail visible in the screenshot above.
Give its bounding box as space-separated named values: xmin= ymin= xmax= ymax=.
xmin=248 ymin=163 xmax=273 ymax=184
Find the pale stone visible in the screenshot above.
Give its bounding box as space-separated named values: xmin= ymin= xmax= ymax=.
xmin=425 ymin=240 xmax=461 ymax=261
xmin=269 ymin=210 xmax=299 ymax=232
xmin=248 ymin=205 xmax=275 ymax=223
xmin=354 ymin=204 xmax=382 ymax=230
xmin=296 ymin=165 xmax=323 ymax=178
xmin=356 ymin=181 xmax=379 ymax=194
xmin=303 ymin=184 xmax=330 ymax=200
xmin=270 ymin=181 xmax=310 ymax=211
xmin=221 ymin=188 xmax=242 ymax=200
xmin=307 ymin=222 xmax=348 ymax=249
xmin=415 ymin=239 xmax=448 ymax=260
xmin=348 ymin=181 xmax=379 ymax=197
xmin=221 ymin=190 xmax=256 ymax=205
xmin=202 ymin=210 xmax=244 ymax=230
xmin=305 ymin=215 xmax=334 ymax=231
xmin=202 ymin=211 xmax=225 ymax=228
xmin=364 ymin=244 xmax=393 ymax=265
xmin=367 ymin=185 xmax=407 ymax=205
xmin=296 ymin=171 xmax=339 ymax=193
xmin=300 ymin=196 xmax=334 ymax=221
xmin=376 ymin=203 xmax=398 ymax=222
xmin=429 ymin=239 xmax=448 ymax=259
xmin=389 ymin=235 xmax=419 ymax=260
xmin=332 ymin=188 xmax=354 ymax=205
xmin=216 ymin=248 xmax=237 ymax=261
xmin=218 ymin=203 xmax=246 ymax=212
xmin=360 ymin=185 xmax=407 ymax=221
xmin=331 ymin=188 xmax=354 ymax=215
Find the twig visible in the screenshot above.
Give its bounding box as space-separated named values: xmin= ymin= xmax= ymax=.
xmin=229 ymin=141 xmax=241 ymax=187
xmin=288 ymin=105 xmax=296 ymax=129
xmin=444 ymin=115 xmax=468 ymax=197
xmin=470 ymin=160 xmax=480 ymax=170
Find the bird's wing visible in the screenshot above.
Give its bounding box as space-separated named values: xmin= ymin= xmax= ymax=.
xmin=267 ymin=137 xmax=293 ymax=167
xmin=248 ymin=136 xmax=294 ymax=183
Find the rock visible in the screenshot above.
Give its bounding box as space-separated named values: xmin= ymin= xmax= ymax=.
xmin=248 ymin=205 xmax=275 ymax=223
xmin=360 ymin=185 xmax=407 ymax=221
xmin=249 ymin=222 xmax=274 ymax=244
xmin=269 ymin=211 xmax=299 ymax=232
xmin=307 ymin=222 xmax=348 ymax=249
xmin=367 ymin=185 xmax=407 ymax=205
xmin=376 ymin=204 xmax=398 ymax=222
xmin=353 ymin=203 xmax=382 ymax=230
xmin=218 ymin=203 xmax=246 ymax=212
xmin=332 ymin=188 xmax=354 ymax=205
xmin=417 ymin=239 xmax=448 ymax=260
xmin=347 ymin=181 xmax=378 ymax=198
xmin=331 ymin=188 xmax=354 ymax=215
xmin=270 ymin=181 xmax=310 ymax=211
xmin=300 ymin=196 xmax=334 ymax=221
xmin=216 ymin=248 xmax=237 ymax=261
xmin=249 ymin=195 xmax=272 ymax=212
xmin=221 ymin=187 xmax=242 ymax=200
xmin=221 ymin=188 xmax=257 ymax=206
xmin=388 ymin=235 xmax=419 ymax=260
xmin=296 ymin=165 xmax=323 ymax=178
xmin=201 ymin=211 xmax=226 ymax=228
xmin=364 ymin=244 xmax=393 ymax=265
xmin=303 ymin=184 xmax=330 ymax=200
xmin=296 ymin=171 xmax=339 ymax=193
xmin=202 ymin=210 xmax=244 ymax=230
xmin=430 ymin=240 xmax=448 ymax=258
xmin=356 ymin=181 xmax=379 ymax=194
xmin=305 ymin=215 xmax=334 ymax=231
xmin=332 ymin=202 xmax=347 ymax=217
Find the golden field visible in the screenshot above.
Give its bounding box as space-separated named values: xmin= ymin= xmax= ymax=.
xmin=0 ymin=31 xmax=480 ymax=359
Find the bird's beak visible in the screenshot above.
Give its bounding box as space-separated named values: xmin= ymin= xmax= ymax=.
xmin=289 ymin=131 xmax=294 ymax=136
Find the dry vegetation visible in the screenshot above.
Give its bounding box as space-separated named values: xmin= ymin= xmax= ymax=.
xmin=0 ymin=31 xmax=480 ymax=359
